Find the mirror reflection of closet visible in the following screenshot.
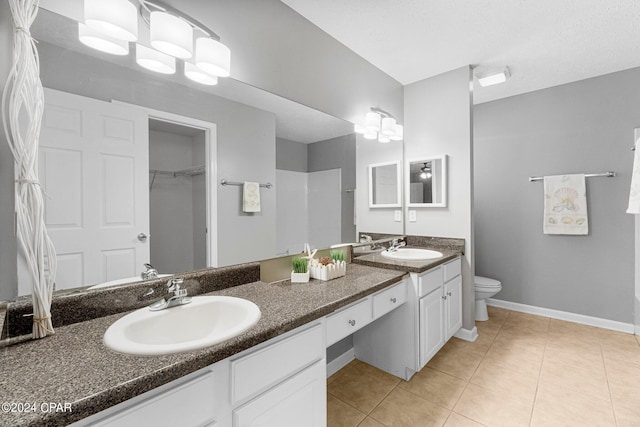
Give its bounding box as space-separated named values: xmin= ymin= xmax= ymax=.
xmin=407 ymin=155 xmax=447 ymax=207
xmin=149 ymin=119 xmax=207 ymax=273
xmin=368 ymin=161 xmax=402 ymax=208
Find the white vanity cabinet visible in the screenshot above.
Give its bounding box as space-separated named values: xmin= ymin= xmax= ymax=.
xmin=417 ymin=257 xmax=462 ymax=370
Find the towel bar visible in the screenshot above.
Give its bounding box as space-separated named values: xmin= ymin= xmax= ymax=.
xmin=220 ymin=179 xmax=273 ymax=189
xmin=528 ymin=171 xmax=616 ymax=182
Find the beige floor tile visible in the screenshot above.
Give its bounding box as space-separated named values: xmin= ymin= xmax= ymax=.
xmin=602 ymin=343 xmax=640 ymax=366
xmin=349 ymin=361 xmax=404 ymax=385
xmin=492 ymin=328 xmax=547 ymax=352
xmin=482 ymin=341 xmax=543 ymax=377
xmin=398 ymin=367 xmax=467 ymax=409
xmin=470 ymin=359 xmax=539 ymax=406
xmin=328 ymin=366 xmax=400 ymax=414
xmin=605 ymin=361 xmax=640 ymax=406
xmin=370 ymin=387 xmax=450 ymax=427
xmin=530 ymin=381 xmax=616 ymax=427
xmin=539 ymin=358 xmax=610 ymax=402
xmin=358 ymin=417 xmax=387 ymax=427
xmin=486 ymin=305 xmax=510 ymax=320
xmin=328 ymin=394 xmax=367 ymax=427
xmin=613 ymin=400 xmax=640 ymax=427
xmin=597 ymin=329 xmax=640 ymax=348
xmin=426 ymin=344 xmax=485 ymax=381
xmin=502 ymin=311 xmax=550 ymax=334
xmin=444 ymin=412 xmax=486 ymax=427
xmin=453 ymin=382 xmax=533 ymax=427
xmin=548 ymin=319 xmax=599 ymax=343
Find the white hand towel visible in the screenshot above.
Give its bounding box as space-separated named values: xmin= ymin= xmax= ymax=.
xmin=627 ymin=138 xmax=640 ymax=214
xmin=543 ymin=174 xmax=588 ymax=235
xmin=243 ymin=182 xmax=261 ymax=213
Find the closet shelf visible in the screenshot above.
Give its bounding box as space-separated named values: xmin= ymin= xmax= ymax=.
xmin=149 ymin=165 xmax=205 ymax=191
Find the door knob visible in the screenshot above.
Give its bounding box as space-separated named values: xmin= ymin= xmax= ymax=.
xmin=348 ymin=319 xmax=356 ymax=327
xmin=137 ymin=233 xmax=148 ymax=242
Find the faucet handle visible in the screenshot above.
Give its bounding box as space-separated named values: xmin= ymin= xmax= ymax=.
xmin=167 ymin=278 xmax=184 ymax=293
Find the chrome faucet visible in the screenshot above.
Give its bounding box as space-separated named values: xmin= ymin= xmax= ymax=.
xmin=388 ymin=238 xmax=406 ymax=252
xmin=141 ymin=263 xmax=159 ymax=280
xmin=148 ymin=278 xmax=191 ymax=311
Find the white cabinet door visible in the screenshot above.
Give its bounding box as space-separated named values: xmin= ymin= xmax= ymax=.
xmin=232 ymin=361 xmax=326 ymax=427
xmin=445 ymin=276 xmax=462 ymax=340
xmin=418 ymin=289 xmax=445 ymax=369
xmin=40 ymin=88 xmax=149 ymax=290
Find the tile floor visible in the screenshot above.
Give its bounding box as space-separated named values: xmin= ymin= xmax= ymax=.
xmin=327 ymin=306 xmax=640 ymax=427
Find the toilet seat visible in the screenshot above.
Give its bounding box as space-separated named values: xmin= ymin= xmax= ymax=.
xmin=475 ymin=276 xmax=501 ymax=290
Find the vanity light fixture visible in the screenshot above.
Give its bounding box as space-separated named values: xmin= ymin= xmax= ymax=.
xmin=79 ymin=0 xmax=231 ymax=84
xmin=476 ymin=66 xmax=511 ymax=87
xmin=354 ymin=107 xmax=403 ymax=143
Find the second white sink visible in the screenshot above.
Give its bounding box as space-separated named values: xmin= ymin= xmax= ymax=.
xmin=381 ymin=248 xmax=443 ymax=261
xmin=104 ymin=296 xmax=261 ymax=356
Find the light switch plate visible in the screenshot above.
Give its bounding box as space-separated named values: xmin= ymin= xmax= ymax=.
xmin=409 ymin=210 xmax=417 ymax=222
xmin=394 ymin=210 xmax=402 ymax=222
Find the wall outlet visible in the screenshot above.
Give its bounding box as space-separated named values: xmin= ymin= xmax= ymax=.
xmin=409 ymin=210 xmax=417 ymax=222
xmin=394 ymin=210 xmax=402 ymax=222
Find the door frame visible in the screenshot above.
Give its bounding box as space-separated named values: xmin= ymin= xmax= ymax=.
xmin=113 ymin=101 xmax=218 ymax=268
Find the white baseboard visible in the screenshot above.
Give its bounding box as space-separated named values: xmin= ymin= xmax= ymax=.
xmin=326 ymin=347 xmax=355 ymax=377
xmin=454 ymin=327 xmax=478 ymax=342
xmin=487 ymin=298 xmax=635 ymax=334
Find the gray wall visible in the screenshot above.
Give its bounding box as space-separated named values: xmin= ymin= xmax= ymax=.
xmin=276 ymin=137 xmax=308 ymax=172
xmin=0 ymin=2 xmax=16 ymax=301
xmin=474 ymin=68 xmax=638 ymax=324
xmin=404 ymin=66 xmax=475 ymax=332
xmin=38 ymin=42 xmax=276 ymax=268
xmin=308 ymin=134 xmax=357 ymax=244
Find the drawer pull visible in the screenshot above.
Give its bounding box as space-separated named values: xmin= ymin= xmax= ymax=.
xmin=442 ymin=295 xmax=447 ymax=300
xmin=390 ymin=297 xmax=397 ymax=303
xmin=447 ymin=291 xmax=452 ymax=296
xmin=348 ymin=319 xmax=356 ymax=327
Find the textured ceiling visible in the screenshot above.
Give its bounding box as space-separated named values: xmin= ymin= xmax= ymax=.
xmin=281 ymin=0 xmax=640 ymax=103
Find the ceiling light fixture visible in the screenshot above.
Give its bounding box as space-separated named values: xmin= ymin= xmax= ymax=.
xmin=420 ymin=162 xmax=432 ymax=180
xmin=79 ymin=0 xmax=231 ymax=85
xmin=354 ymin=107 xmax=403 ymax=143
xmin=476 ymin=66 xmax=511 ymax=87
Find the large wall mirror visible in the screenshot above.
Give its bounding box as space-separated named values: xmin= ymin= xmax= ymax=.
xmin=407 ymin=155 xmax=447 ymax=207
xmin=21 ymin=7 xmax=363 ymax=297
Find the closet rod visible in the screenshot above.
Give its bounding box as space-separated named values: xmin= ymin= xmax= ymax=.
xmin=528 ymin=171 xmax=616 ymax=182
xmin=220 ymin=179 xmax=273 ymax=189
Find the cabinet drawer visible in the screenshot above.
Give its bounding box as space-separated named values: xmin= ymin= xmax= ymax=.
xmin=96 ymin=371 xmax=216 ymax=427
xmin=373 ymin=281 xmax=407 ymax=319
xmin=326 ymin=298 xmax=372 ymax=346
xmin=231 ymin=323 xmax=324 ymax=404
xmin=418 ymin=267 xmax=443 ymax=297
xmin=444 ymin=258 xmax=461 ymax=282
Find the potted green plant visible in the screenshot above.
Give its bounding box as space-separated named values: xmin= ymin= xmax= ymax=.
xmin=291 ymin=257 xmax=309 ymax=283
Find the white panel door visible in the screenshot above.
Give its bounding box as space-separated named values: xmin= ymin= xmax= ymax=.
xmin=445 ymin=276 xmax=463 ymax=340
xmin=275 ymin=170 xmax=308 ymax=256
xmin=40 ymin=88 xmax=149 ymax=289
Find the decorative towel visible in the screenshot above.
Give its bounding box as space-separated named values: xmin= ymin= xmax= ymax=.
xmin=627 ymin=137 xmax=640 ymax=214
xmin=543 ymin=174 xmax=588 ymax=235
xmin=243 ymin=182 xmax=261 ymax=213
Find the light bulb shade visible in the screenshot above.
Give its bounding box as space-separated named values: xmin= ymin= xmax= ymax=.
xmin=78 ymin=23 xmax=129 ymax=55
xmin=365 ymin=112 xmax=381 ymax=132
xmin=195 ymin=38 xmax=231 ymax=77
xmin=420 ymin=172 xmax=427 ymax=179
xmin=354 ymin=124 xmax=366 ymax=134
xmin=136 ymin=44 xmax=176 ymax=74
xmin=185 ymin=63 xmax=219 ymax=85
xmin=84 ymin=0 xmax=138 ymax=42
xmin=363 ymin=131 xmax=377 ymax=140
xmin=150 ymin=12 xmax=193 ymax=59
xmin=390 ymin=124 xmax=404 ymax=141
xmin=378 ymin=134 xmax=391 ymax=143
xmin=381 ymin=117 xmax=397 ymax=136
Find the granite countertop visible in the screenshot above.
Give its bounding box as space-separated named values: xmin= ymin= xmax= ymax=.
xmin=0 ymin=264 xmax=406 ymax=427
xmin=353 ymin=246 xmax=462 ymax=273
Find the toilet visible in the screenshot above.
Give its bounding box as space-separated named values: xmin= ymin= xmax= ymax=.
xmin=474 ymin=276 xmax=502 ymax=321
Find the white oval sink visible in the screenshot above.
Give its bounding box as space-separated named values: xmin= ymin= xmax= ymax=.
xmin=104 ymin=296 xmax=261 ymax=356
xmin=88 ymin=274 xmax=173 ymax=290
xmin=381 ymin=248 xmax=443 ymax=261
